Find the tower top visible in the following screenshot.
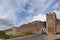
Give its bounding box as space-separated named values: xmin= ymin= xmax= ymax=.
xmin=46 ymin=12 xmax=56 ymax=16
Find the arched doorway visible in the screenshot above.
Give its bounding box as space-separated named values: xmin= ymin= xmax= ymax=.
xmin=42 ymin=27 xmax=47 ymax=34
xmin=42 ymin=22 xmax=47 ymax=34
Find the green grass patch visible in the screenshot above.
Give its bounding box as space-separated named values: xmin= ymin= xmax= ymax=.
xmin=0 ymin=32 xmax=33 ymax=39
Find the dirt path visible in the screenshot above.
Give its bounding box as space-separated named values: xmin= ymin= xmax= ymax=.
xmin=7 ymin=34 xmax=60 ymax=40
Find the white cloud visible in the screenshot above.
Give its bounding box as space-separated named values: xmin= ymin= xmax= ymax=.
xmin=31 ymin=14 xmax=46 ymax=22
xmin=0 ymin=1 xmax=28 ymax=21
xmin=52 ymin=3 xmax=60 ymax=10
xmin=53 ymin=10 xmax=60 ymax=19
xmin=13 ymin=0 xmax=28 ymax=13
xmin=0 ymin=15 xmax=6 ymax=19
xmin=27 ymin=8 xmax=34 ymax=14
xmin=30 ymin=0 xmax=55 ymax=13
xmin=0 ymin=0 xmax=28 ymax=30
xmin=0 ymin=4 xmax=16 ymax=26
xmin=53 ymin=3 xmax=59 ymax=9
xmin=0 ymin=24 xmax=12 ymax=30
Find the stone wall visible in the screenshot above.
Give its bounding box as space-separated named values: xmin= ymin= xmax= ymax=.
xmin=46 ymin=12 xmax=56 ymax=34
xmin=5 ymin=21 xmax=43 ymax=35
xmin=5 ymin=27 xmax=21 ymax=35
xmin=18 ymin=21 xmax=43 ymax=35
xmin=56 ymin=19 xmax=60 ymax=33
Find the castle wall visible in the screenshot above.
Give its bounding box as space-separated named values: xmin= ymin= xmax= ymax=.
xmin=46 ymin=12 xmax=56 ymax=34
xmin=5 ymin=31 xmax=13 ymax=35
xmin=56 ymin=19 xmax=60 ymax=33
xmin=18 ymin=21 xmax=43 ymax=35
xmin=5 ymin=27 xmax=20 ymax=35
xmin=5 ymin=21 xmax=43 ymax=35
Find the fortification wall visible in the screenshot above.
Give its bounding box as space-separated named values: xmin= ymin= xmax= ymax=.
xmin=5 ymin=21 xmax=43 ymax=35
xmin=56 ymin=19 xmax=60 ymax=33
xmin=5 ymin=27 xmax=20 ymax=35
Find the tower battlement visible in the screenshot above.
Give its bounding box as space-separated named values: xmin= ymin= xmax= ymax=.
xmin=46 ymin=12 xmax=56 ymax=16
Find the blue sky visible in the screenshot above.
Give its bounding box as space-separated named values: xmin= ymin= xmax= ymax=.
xmin=0 ymin=0 xmax=60 ymax=30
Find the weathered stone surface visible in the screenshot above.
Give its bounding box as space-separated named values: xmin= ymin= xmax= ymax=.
xmin=5 ymin=21 xmax=43 ymax=35
xmin=46 ymin=12 xmax=56 ymax=34
xmin=56 ymin=19 xmax=60 ymax=33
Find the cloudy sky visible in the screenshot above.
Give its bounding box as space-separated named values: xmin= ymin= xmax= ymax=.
xmin=0 ymin=0 xmax=60 ymax=30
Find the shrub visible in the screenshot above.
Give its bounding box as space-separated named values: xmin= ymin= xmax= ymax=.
xmin=56 ymin=38 xmax=60 ymax=40
xmin=56 ymin=33 xmax=60 ymax=34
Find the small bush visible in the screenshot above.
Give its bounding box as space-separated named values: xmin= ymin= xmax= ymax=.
xmin=56 ymin=33 xmax=60 ymax=34
xmin=56 ymin=38 xmax=60 ymax=40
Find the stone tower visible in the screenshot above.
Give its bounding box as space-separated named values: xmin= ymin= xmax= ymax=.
xmin=46 ymin=12 xmax=56 ymax=34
